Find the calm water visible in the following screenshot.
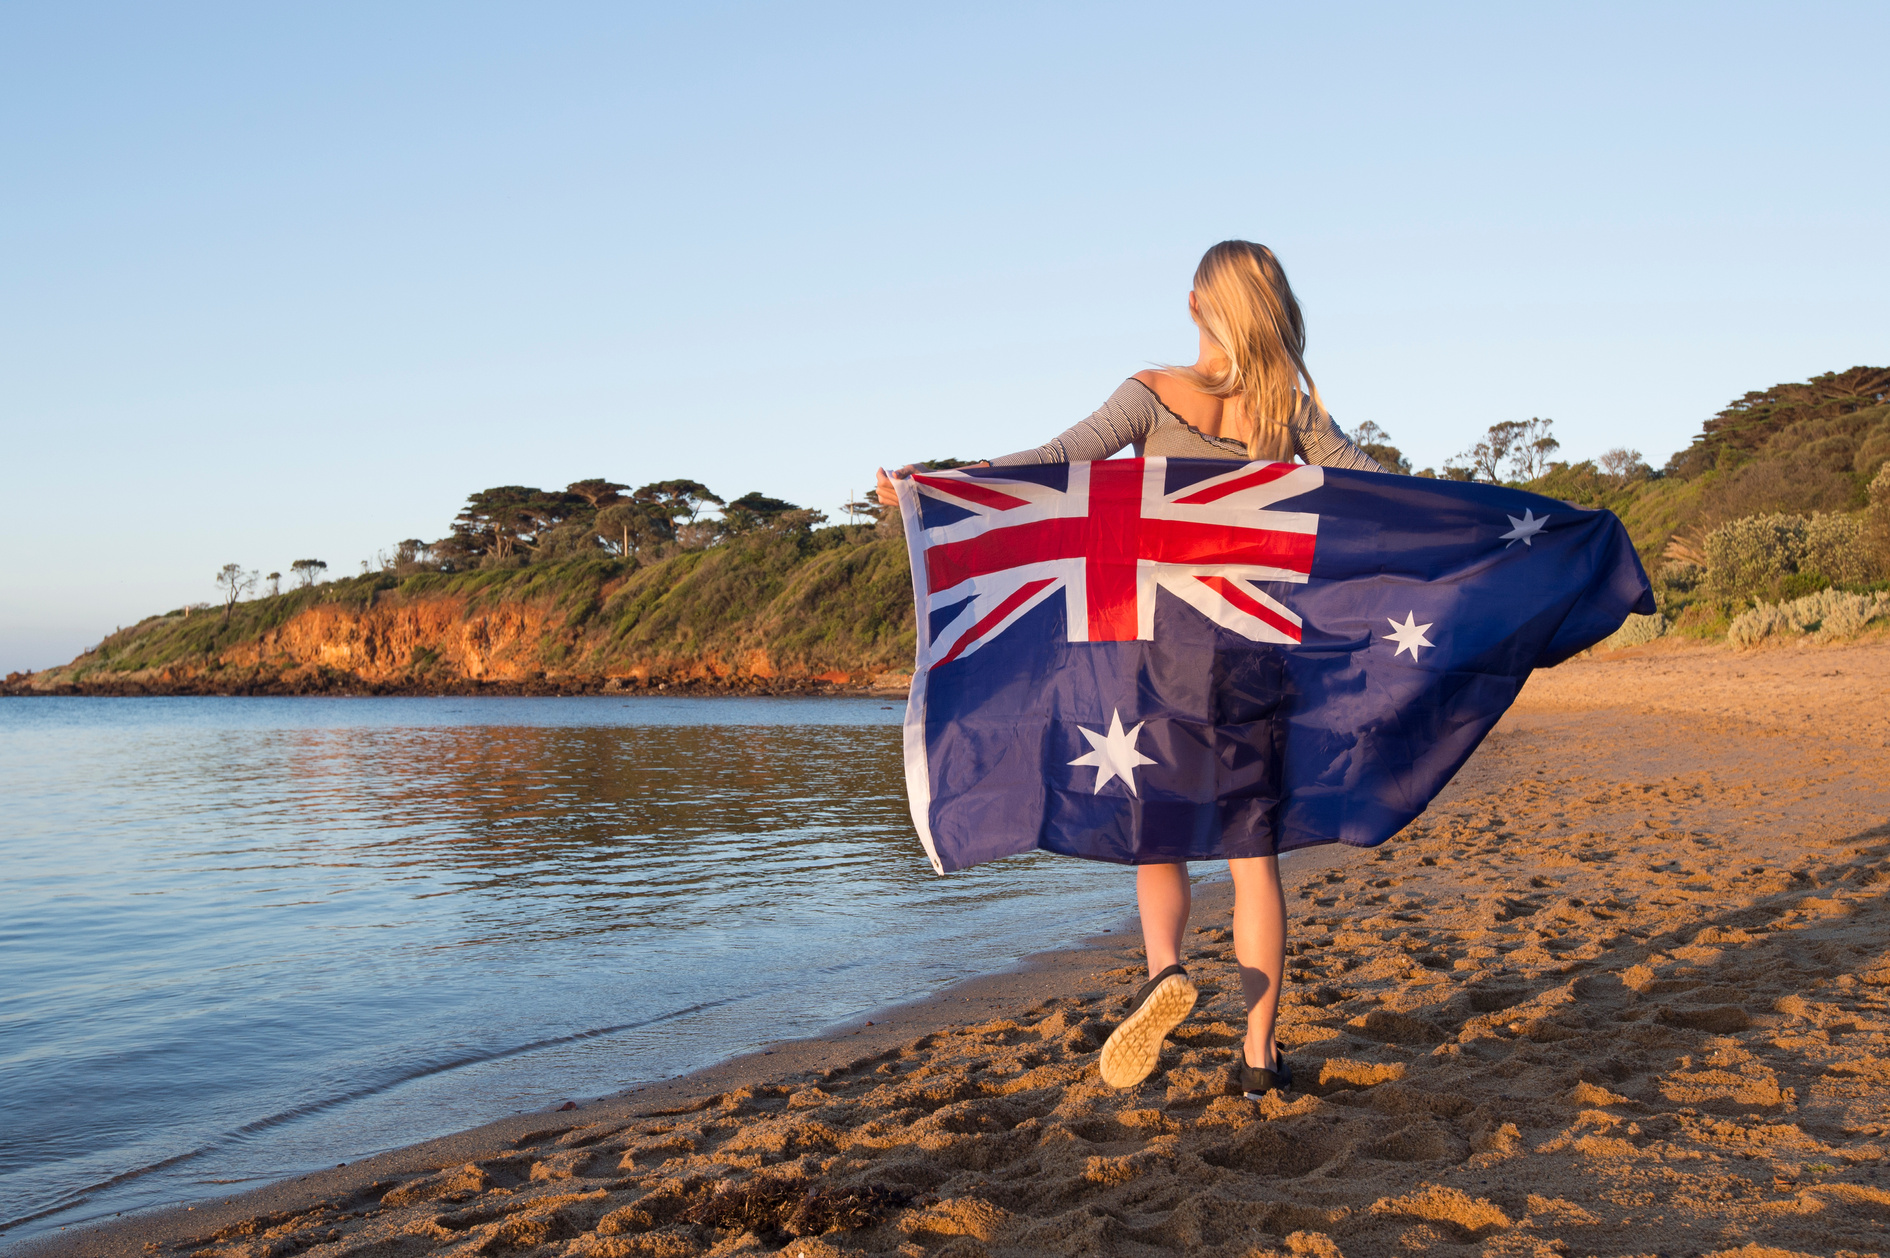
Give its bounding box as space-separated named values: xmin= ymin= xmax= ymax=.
xmin=0 ymin=697 xmax=1139 ymax=1240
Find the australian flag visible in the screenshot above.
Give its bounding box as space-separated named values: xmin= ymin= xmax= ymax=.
xmin=894 ymin=458 xmax=1653 ymax=874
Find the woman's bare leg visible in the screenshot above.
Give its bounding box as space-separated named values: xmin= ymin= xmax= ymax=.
xmin=1136 ymin=862 xmax=1191 ymax=977
xmin=1228 ymin=855 xmax=1286 ymax=1070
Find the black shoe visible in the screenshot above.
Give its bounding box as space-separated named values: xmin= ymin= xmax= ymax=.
xmin=1237 ymin=1044 xmax=1293 ymax=1098
xmin=1098 ymin=964 xmax=1198 ymax=1089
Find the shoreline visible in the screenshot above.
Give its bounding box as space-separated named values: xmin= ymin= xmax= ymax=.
xmin=11 ymin=857 xmax=1359 ymax=1257
xmin=8 ymin=631 xmax=1883 ymax=700
xmin=15 ymin=640 xmax=1890 ymax=1258
xmin=0 ymin=677 xmax=911 ymax=700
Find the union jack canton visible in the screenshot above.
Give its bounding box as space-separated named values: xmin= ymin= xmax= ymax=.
xmin=896 ymin=457 xmax=1652 ymax=874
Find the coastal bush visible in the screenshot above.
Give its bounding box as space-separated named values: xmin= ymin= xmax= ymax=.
xmin=1726 ymin=603 xmax=1791 ymax=649
xmin=1727 ymin=589 xmax=1890 ymax=648
xmin=1701 ymin=508 xmax=1878 ymax=600
xmin=1656 ymin=561 xmax=1702 ymax=593
xmin=1651 ymin=561 xmax=1702 ymax=620
xmin=1777 ymin=570 xmax=1831 ymax=601
xmin=1804 ymin=512 xmax=1870 ymax=586
xmin=1700 ymin=459 xmax=1856 ymax=527
xmin=1704 ymin=513 xmax=1807 ymax=600
xmin=1867 ymin=463 xmax=1890 ymax=574
xmin=1595 ymin=612 xmax=1668 ymax=651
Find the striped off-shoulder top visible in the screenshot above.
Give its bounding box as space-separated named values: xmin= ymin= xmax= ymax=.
xmin=991 ymin=378 xmax=1385 ymax=472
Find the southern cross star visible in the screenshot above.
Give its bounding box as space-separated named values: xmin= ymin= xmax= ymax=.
xmin=1069 ymin=709 xmax=1158 ymax=796
xmin=1501 ymin=508 xmax=1550 ymax=547
xmin=1383 ymin=611 xmax=1435 ymax=659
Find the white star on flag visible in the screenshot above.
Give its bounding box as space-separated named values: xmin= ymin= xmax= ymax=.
xmin=1069 ymin=709 xmax=1158 ymax=795
xmin=1383 ymin=611 xmax=1435 ymax=658
xmin=1500 ymin=508 xmax=1550 ymax=547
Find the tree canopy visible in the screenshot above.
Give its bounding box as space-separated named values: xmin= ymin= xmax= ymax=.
xmin=1667 ymin=366 xmax=1890 ymax=478
xmin=632 ymin=480 xmax=724 ymax=526
xmin=1351 ymin=422 xmax=1411 ymax=475
xmin=566 ymin=479 xmax=628 ymax=508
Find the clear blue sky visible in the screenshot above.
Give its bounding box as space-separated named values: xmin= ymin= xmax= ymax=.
xmin=4 ymin=2 xmax=1885 ymax=673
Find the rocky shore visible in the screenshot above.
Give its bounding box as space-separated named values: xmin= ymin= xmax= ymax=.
xmin=0 ymin=668 xmax=912 ymax=700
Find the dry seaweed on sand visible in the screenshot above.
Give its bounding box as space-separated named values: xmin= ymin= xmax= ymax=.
xmin=680 ymin=1173 xmax=913 ymax=1237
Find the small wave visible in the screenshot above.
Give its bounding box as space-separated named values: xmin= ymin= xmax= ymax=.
xmin=0 ymin=993 xmax=745 ymax=1236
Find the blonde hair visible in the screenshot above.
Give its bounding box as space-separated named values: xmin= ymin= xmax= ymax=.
xmin=1164 ymin=241 xmax=1321 ymax=463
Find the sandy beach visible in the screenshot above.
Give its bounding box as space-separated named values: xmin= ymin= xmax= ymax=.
xmin=22 ymin=638 xmax=1890 ymax=1258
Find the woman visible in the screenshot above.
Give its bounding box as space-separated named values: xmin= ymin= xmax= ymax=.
xmin=876 ymin=241 xmax=1384 ymax=1099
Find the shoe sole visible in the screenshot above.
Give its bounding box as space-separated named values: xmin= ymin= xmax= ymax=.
xmin=1098 ymin=973 xmax=1198 ymax=1089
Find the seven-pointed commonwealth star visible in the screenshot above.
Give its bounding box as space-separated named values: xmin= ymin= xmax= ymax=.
xmin=1383 ymin=611 xmax=1435 ymax=659
xmin=1069 ymin=709 xmax=1158 ymax=795
xmin=1501 ymin=508 xmax=1550 ymax=547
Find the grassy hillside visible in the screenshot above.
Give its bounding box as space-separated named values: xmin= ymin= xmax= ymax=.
xmin=1521 ymin=367 xmax=1890 ymax=649
xmin=28 ymin=525 xmax=918 ymax=694
xmin=1527 ymin=365 xmax=1889 ymax=563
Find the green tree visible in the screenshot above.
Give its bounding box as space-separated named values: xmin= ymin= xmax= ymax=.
xmin=633 ymin=479 xmax=724 ymax=528
xmin=1351 ymin=422 xmax=1411 ymax=475
xmin=722 ymin=492 xmax=824 ymax=535
xmin=1668 ymin=365 xmax=1890 ymax=478
xmin=290 ymin=558 xmax=327 ymax=588
xmin=595 ymin=501 xmax=673 ymax=557
xmin=566 ymin=478 xmax=629 ymax=508
xmin=385 ymin=540 xmax=436 ymax=574
xmin=451 ymin=486 xmax=579 ymax=560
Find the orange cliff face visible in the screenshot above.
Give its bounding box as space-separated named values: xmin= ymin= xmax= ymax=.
xmin=123 ymin=593 xmax=916 ymax=694
xmin=227 ymin=598 xmax=558 ymax=683
xmin=15 ymin=547 xmax=921 ymax=695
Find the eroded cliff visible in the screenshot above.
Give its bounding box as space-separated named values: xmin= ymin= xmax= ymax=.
xmin=12 ymin=532 xmax=918 ymax=696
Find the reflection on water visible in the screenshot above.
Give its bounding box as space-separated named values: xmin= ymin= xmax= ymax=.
xmin=0 ymin=698 xmax=1134 ymax=1239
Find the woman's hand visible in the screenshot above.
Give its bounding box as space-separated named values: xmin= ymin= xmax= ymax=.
xmin=875 ymin=465 xmax=915 ymax=507
xmin=876 ymin=461 xmax=991 ymax=507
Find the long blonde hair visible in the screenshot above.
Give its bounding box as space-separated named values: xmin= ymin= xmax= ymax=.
xmin=1164 ymin=241 xmax=1321 ymax=463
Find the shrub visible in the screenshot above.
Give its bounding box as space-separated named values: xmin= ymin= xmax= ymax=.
xmin=1804 ymin=512 xmax=1870 ymax=585
xmin=1699 ymin=458 xmax=1857 ymax=526
xmin=1671 ymin=601 xmax=1733 ymax=639
xmin=1823 ymin=595 xmax=1878 ymax=638
xmin=1867 ymin=463 xmax=1890 ymax=575
xmin=1595 ymin=612 xmax=1668 ymax=651
xmin=1777 ymin=571 xmax=1831 ymax=601
xmin=1704 ymin=513 xmax=1808 ymax=599
xmin=1727 ymin=602 xmax=1792 ymax=649
xmin=1703 ymin=508 xmax=1877 ymax=598
xmin=1656 ymin=561 xmax=1702 ymax=593
xmin=1727 ymin=588 xmax=1890 ymax=648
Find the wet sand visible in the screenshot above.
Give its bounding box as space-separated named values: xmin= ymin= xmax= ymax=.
xmin=22 ymin=640 xmax=1890 ymax=1258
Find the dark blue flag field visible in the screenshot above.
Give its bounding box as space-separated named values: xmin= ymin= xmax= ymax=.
xmin=895 ymin=458 xmax=1653 ymax=874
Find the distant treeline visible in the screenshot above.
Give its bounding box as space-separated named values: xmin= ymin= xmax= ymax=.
xmin=358 ymin=462 xmax=975 ymax=579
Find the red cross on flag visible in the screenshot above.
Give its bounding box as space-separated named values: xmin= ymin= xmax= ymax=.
xmin=910 ymin=459 xmax=1323 ymax=668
